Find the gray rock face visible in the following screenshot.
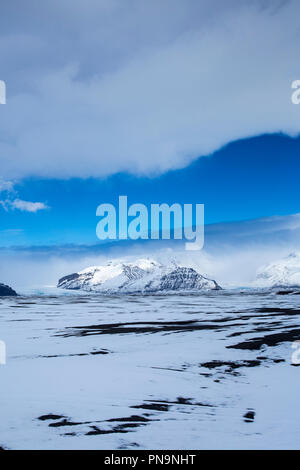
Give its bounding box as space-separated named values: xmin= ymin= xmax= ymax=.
xmin=145 ymin=267 xmax=221 ymax=292
xmin=0 ymin=283 xmax=17 ymax=296
xmin=58 ymin=258 xmax=221 ymax=293
xmin=58 ymin=273 xmax=80 ymax=289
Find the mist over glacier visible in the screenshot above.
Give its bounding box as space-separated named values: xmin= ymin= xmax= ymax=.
xmin=1 ymin=212 xmax=300 ymax=292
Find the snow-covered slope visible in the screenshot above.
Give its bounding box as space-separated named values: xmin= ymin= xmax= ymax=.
xmin=255 ymin=252 xmax=300 ymax=287
xmin=57 ymin=258 xmax=221 ymax=293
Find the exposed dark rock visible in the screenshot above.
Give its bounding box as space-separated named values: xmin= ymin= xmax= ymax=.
xmin=131 ymin=402 xmax=170 ymax=412
xmin=60 ymin=319 xmax=223 ymax=338
xmin=48 ymin=418 xmax=83 ymax=427
xmin=85 ymin=423 xmax=145 ymax=435
xmin=243 ymin=410 xmax=255 ymax=422
xmin=200 ymin=359 xmax=261 ymax=371
xmin=106 ymin=415 xmax=151 ymax=423
xmin=57 ymin=272 xmax=80 ymax=289
xmin=38 ymin=414 xmax=65 ymax=421
xmin=0 ymin=283 xmax=17 ymax=296
xmin=145 ymin=267 xmax=221 ymax=292
xmin=228 ymin=328 xmax=300 ymax=350
xmin=276 ymin=290 xmax=297 ymax=295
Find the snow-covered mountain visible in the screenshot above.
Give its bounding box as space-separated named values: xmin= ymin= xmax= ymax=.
xmin=255 ymin=252 xmax=300 ymax=287
xmin=57 ymin=258 xmax=221 ymax=293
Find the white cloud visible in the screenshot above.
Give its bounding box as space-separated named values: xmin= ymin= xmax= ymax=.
xmin=0 ymin=199 xmax=49 ymax=213
xmin=0 ymin=181 xmax=48 ymax=212
xmin=0 ymin=179 xmax=14 ymax=193
xmin=0 ymin=0 xmax=300 ymax=179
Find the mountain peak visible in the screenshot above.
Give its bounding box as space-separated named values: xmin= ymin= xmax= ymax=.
xmin=256 ymin=252 xmax=300 ymax=287
xmin=58 ymin=257 xmax=221 ymax=293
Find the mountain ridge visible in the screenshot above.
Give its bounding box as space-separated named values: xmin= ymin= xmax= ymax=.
xmin=255 ymin=252 xmax=300 ymax=287
xmin=57 ymin=258 xmax=221 ymax=293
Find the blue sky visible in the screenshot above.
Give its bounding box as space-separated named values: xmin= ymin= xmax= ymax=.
xmin=0 ymin=133 xmax=299 ymax=247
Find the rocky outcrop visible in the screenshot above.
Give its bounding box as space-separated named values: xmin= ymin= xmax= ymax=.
xmin=144 ymin=267 xmax=221 ymax=292
xmin=0 ymin=283 xmax=17 ymax=296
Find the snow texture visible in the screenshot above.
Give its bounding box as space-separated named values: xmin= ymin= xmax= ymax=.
xmin=0 ymin=288 xmax=299 ymax=449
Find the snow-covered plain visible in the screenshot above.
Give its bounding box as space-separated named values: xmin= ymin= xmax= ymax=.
xmin=0 ymin=289 xmax=299 ymax=450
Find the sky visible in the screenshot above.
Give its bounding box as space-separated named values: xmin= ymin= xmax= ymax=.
xmin=0 ymin=133 xmax=300 ymax=247
xmin=0 ymin=0 xmax=300 ymax=287
xmin=0 ymin=0 xmax=300 ymax=179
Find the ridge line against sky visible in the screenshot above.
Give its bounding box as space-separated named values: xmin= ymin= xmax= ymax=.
xmin=0 ymin=0 xmax=300 ymax=179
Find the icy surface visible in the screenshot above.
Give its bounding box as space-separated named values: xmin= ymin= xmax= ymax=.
xmin=0 ymin=290 xmax=300 ymax=449
xmin=57 ymin=258 xmax=220 ymax=293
